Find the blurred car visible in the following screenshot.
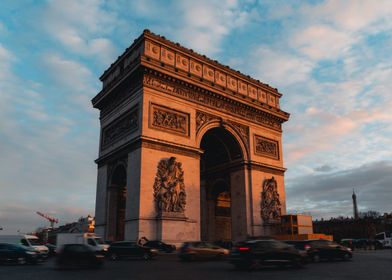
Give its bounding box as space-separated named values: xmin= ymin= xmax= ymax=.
xmin=55 ymin=244 xmax=104 ymax=269
xmin=45 ymin=243 xmax=57 ymax=256
xmin=229 ymin=239 xmax=305 ymax=270
xmin=178 ymin=242 xmax=229 ymax=261
xmin=108 ymin=241 xmax=158 ymax=260
xmin=284 ymin=239 xmax=352 ymax=262
xmin=144 ymin=240 xmax=176 ymax=253
xmin=0 ymin=243 xmax=41 ymax=265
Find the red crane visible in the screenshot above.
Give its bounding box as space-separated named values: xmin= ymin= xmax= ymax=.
xmin=36 ymin=211 xmax=59 ymax=228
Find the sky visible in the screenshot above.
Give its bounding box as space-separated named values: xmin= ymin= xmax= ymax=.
xmin=1 ymin=0 xmax=391 ymax=234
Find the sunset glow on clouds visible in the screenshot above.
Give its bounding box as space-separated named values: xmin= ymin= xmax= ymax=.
xmin=1 ymin=0 xmax=391 ymax=233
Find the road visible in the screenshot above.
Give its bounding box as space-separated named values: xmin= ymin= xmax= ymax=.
xmin=2 ymin=250 xmax=391 ymax=280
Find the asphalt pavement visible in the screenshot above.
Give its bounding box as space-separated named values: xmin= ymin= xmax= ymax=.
xmin=1 ymin=250 xmax=391 ymax=280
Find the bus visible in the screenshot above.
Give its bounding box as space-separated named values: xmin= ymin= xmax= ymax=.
xmin=375 ymin=232 xmax=392 ymax=248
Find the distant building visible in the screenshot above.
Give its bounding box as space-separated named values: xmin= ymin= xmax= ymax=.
xmin=313 ymin=213 xmax=392 ymax=241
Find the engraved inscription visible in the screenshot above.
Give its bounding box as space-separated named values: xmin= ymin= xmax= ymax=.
xmin=254 ymin=135 xmax=279 ymax=159
xmin=102 ymin=107 xmax=138 ymax=149
xmin=150 ymin=103 xmax=189 ymax=136
xmin=144 ymin=74 xmax=282 ymax=131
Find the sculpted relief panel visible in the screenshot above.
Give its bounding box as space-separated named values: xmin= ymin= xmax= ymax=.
xmin=149 ymin=103 xmax=189 ymax=136
xmin=101 ymin=107 xmax=138 ymax=149
xmin=261 ymin=177 xmax=281 ymax=223
xmin=254 ymin=135 xmax=280 ymax=160
xmin=153 ymin=157 xmax=186 ymax=213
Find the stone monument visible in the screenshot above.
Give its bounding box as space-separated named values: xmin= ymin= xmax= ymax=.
xmin=92 ymin=30 xmax=290 ymax=244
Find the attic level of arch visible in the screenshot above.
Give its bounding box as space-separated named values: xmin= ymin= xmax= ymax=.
xmin=92 ymin=30 xmax=289 ymax=122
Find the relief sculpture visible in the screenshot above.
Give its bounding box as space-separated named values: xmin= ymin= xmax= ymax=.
xmin=261 ymin=177 xmax=281 ymax=223
xmin=153 ymin=157 xmax=186 ymax=213
xmin=150 ymin=103 xmax=189 ymax=136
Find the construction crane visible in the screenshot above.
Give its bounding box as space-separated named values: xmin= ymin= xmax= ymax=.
xmin=36 ymin=211 xmax=59 ymax=228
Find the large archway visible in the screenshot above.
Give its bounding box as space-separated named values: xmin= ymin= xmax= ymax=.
xmin=200 ymin=127 xmax=244 ymax=242
xmin=107 ymin=164 xmax=127 ymax=241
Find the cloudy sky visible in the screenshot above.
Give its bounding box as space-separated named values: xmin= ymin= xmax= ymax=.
xmin=1 ymin=0 xmax=391 ymax=234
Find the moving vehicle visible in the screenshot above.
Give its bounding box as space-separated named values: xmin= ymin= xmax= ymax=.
xmin=56 ymin=244 xmax=104 ymax=269
xmin=0 ymin=243 xmax=42 ymax=265
xmin=178 ymin=242 xmax=229 ymax=261
xmin=375 ymin=232 xmax=392 ymax=248
xmin=56 ymin=233 xmax=109 ymax=253
xmin=284 ymin=239 xmax=352 ymax=262
xmin=0 ymin=235 xmax=49 ymax=257
xmin=108 ymin=241 xmax=158 ymax=260
xmin=143 ymin=240 xmax=176 ymax=253
xmin=229 ymin=239 xmax=305 ymax=269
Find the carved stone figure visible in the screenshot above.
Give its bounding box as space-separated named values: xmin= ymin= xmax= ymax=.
xmin=261 ymin=177 xmax=281 ymax=222
xmin=153 ymin=157 xmax=186 ymax=213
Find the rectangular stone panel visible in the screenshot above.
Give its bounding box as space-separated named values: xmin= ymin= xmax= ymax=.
xmin=160 ymin=47 xmax=175 ymax=66
xmin=149 ymin=103 xmax=190 ymax=136
xmin=189 ymin=59 xmax=202 ymax=77
xmin=144 ymin=40 xmax=160 ymax=60
xmin=248 ymin=85 xmax=257 ymax=99
xmin=267 ymin=93 xmax=276 ymax=106
xmin=203 ymin=65 xmax=215 ymax=82
xmin=238 ymin=80 xmax=248 ymax=95
xmin=101 ymin=107 xmax=138 ymax=149
xmin=254 ymin=134 xmax=280 ymax=160
xmin=258 ymin=89 xmax=267 ymax=103
xmin=175 ymin=53 xmax=189 ymax=72
xmin=227 ymin=76 xmax=238 ymax=92
xmin=215 ymin=71 xmax=226 ymax=87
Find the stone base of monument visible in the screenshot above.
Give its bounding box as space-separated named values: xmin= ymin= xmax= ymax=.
xmin=262 ymin=220 xmax=282 ymax=236
xmin=156 ymin=211 xmax=197 ymax=245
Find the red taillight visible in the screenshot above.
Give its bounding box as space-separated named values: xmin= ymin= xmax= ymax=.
xmin=304 ymin=244 xmax=312 ymax=250
xmin=238 ymin=247 xmax=250 ymax=251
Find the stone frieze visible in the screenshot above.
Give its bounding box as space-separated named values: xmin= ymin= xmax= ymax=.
xmin=254 ymin=134 xmax=279 ymax=159
xmin=149 ymin=103 xmax=189 ymax=136
xmin=101 ymin=107 xmax=138 ymax=149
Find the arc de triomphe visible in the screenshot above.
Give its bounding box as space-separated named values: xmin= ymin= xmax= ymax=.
xmin=92 ymin=30 xmax=290 ymax=243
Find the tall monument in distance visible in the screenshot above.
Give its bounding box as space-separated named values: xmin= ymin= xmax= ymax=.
xmin=91 ymin=30 xmax=290 ymax=243
xmin=352 ymin=189 xmax=359 ymax=219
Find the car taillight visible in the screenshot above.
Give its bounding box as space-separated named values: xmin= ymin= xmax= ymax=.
xmin=237 ymin=247 xmax=250 ymax=251
xmin=304 ymin=244 xmax=312 ymax=250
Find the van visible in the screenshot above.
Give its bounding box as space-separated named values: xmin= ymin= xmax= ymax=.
xmin=56 ymin=233 xmax=109 ymax=253
xmin=0 ymin=235 xmax=49 ymax=257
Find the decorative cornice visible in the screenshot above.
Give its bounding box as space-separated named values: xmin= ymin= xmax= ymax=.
xmin=96 ymin=136 xmax=203 ymax=165
xmin=93 ymin=30 xmax=290 ymax=120
xmin=143 ymin=70 xmax=287 ymax=131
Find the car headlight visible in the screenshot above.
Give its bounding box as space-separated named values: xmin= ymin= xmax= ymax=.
xmin=26 ymin=251 xmax=37 ymax=255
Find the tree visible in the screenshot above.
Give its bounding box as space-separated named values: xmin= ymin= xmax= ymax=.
xmin=359 ymin=210 xmax=381 ymax=219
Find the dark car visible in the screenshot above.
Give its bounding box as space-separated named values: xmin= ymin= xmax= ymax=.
xmin=285 ymin=239 xmax=352 ymax=262
xmin=144 ymin=240 xmax=176 ymax=253
xmin=108 ymin=241 xmax=158 ymax=260
xmin=0 ymin=243 xmax=41 ymax=265
xmin=229 ymin=239 xmax=305 ymax=270
xmin=45 ymin=243 xmax=57 ymax=256
xmin=178 ymin=242 xmax=230 ymax=261
xmin=56 ymin=244 xmax=104 ymax=269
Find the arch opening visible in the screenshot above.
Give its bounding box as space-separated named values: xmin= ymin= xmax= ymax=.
xmin=200 ymin=127 xmax=244 ymax=242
